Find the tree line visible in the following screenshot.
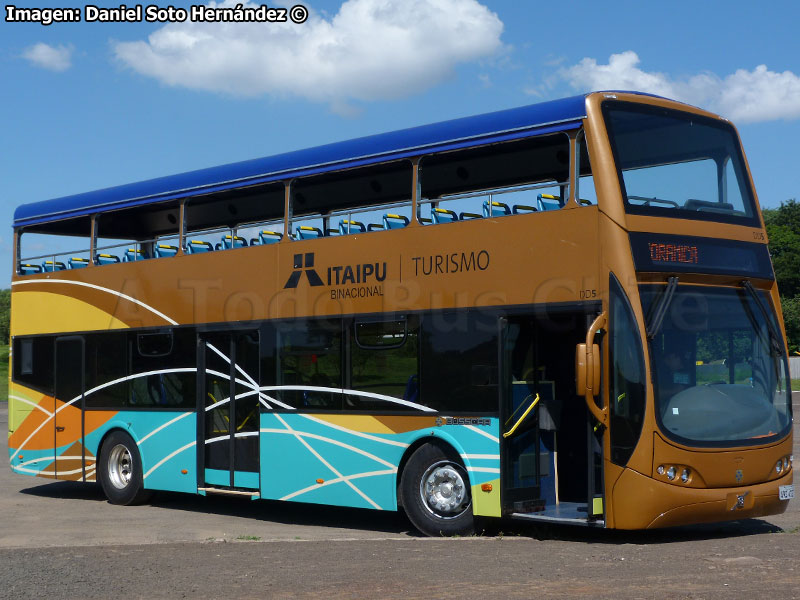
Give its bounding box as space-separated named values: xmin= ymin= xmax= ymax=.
xmin=763 ymin=198 xmax=800 ymax=354
xmin=0 ymin=202 xmax=797 ymax=353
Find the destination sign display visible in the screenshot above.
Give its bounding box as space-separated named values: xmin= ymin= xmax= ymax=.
xmin=629 ymin=232 xmax=774 ymax=279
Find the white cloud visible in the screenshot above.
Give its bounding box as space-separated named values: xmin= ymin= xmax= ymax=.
xmin=22 ymin=43 xmax=74 ymax=72
xmin=559 ymin=51 xmax=800 ymax=123
xmin=113 ymin=0 xmax=504 ymax=112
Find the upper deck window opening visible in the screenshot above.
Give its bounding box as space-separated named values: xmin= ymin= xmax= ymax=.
xmin=418 ymin=133 xmax=572 ymax=222
xmin=17 ymin=214 xmax=92 ymax=274
xmin=603 ymin=101 xmax=759 ymax=226
xmin=186 ymin=182 xmax=284 ymax=249
xmin=94 ymin=200 xmax=181 ymax=264
xmin=290 ymin=160 xmax=413 ymax=239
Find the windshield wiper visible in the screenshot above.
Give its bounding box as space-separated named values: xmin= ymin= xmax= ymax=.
xmin=742 ymin=280 xmax=784 ymax=357
xmin=647 ymin=276 xmax=678 ymax=339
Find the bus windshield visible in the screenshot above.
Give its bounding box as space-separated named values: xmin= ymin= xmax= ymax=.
xmin=641 ymin=285 xmax=792 ymax=446
xmin=603 ymin=101 xmax=759 ymax=225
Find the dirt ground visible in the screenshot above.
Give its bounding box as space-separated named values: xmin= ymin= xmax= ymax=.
xmin=0 ymin=394 xmax=798 ymax=599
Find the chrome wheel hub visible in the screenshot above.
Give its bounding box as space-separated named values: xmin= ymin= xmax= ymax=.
xmin=420 ymin=461 xmax=469 ymax=518
xmin=108 ymin=444 xmax=133 ymax=490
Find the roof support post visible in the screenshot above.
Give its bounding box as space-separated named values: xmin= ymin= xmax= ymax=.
xmin=178 ymin=199 xmax=187 ymax=255
xmin=282 ymin=180 xmax=293 ymax=241
xmin=411 ymin=157 xmax=421 ymax=226
xmin=13 ymin=229 xmax=20 ymax=276
xmin=89 ymin=215 xmax=97 ymax=267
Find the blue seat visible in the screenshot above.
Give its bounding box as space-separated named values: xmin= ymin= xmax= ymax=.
xmin=42 ymin=260 xmax=66 ymax=272
xmin=296 ymin=226 xmax=323 ymax=240
xmin=259 ymin=230 xmax=283 ymax=245
xmin=19 ymin=263 xmax=43 ymax=275
xmin=367 ymin=223 xmax=385 ymax=231
xmin=537 ymin=193 xmax=562 ymax=211
xmin=513 ymin=204 xmax=537 ymax=214
xmin=459 ymin=212 xmax=482 ymax=220
xmin=68 ymin=257 xmax=89 ymax=269
xmin=326 ymin=228 xmax=340 ymax=236
xmin=124 ymin=248 xmax=147 ymax=262
xmin=482 ymin=200 xmax=511 ymax=217
xmin=154 ymin=244 xmax=178 ymax=258
xmin=432 ymin=208 xmax=458 ymax=224
xmin=186 ymin=240 xmax=213 ymax=254
xmin=339 ymin=220 xmax=366 ymax=234
xmin=95 ymin=253 xmax=120 ymax=265
xmin=219 ymin=234 xmax=247 ymax=249
xmin=383 ymin=213 xmax=409 ymax=229
xmin=419 ymin=217 xmax=433 ymax=225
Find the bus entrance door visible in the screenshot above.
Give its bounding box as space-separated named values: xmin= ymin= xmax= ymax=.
xmin=199 ymin=331 xmax=260 ymax=491
xmin=500 ymin=318 xmax=558 ymax=514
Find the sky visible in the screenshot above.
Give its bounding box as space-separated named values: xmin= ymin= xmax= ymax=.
xmin=2 ymin=0 xmax=800 ymax=282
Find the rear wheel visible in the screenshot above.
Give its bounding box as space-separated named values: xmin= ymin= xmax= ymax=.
xmin=98 ymin=431 xmax=152 ymax=505
xmin=401 ymin=444 xmax=474 ymax=536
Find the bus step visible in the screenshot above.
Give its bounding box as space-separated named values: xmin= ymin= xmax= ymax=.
xmin=510 ymin=512 xmax=605 ymax=527
xmin=198 ymin=487 xmax=260 ymax=498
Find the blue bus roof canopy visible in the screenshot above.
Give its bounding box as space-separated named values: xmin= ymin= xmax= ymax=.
xmin=15 ymin=94 xmax=590 ymax=234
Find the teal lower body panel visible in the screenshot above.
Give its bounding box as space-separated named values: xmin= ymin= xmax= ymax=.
xmin=85 ymin=411 xmax=198 ymax=494
xmin=204 ymin=468 xmax=259 ymax=489
xmin=258 ymin=412 xmax=501 ymax=512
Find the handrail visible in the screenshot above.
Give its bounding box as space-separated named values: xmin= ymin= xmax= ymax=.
xmin=437 ymin=179 xmax=569 ymax=202
xmin=584 ymin=312 xmax=608 ymax=426
xmin=502 ymin=393 xmax=540 ymax=439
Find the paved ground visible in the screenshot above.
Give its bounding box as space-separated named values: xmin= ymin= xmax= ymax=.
xmin=0 ymin=394 xmax=798 ymax=599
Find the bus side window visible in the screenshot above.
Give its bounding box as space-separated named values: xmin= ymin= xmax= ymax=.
xmin=12 ymin=336 xmax=54 ymax=395
xmin=350 ymin=317 xmax=419 ymax=410
xmin=277 ymin=321 xmax=343 ymax=410
xmin=420 ymin=311 xmax=498 ymax=413
xmin=129 ymin=329 xmax=195 ymax=408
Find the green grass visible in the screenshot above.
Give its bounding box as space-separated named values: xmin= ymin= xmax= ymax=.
xmin=0 ymin=345 xmax=7 ymax=402
xmin=792 ymin=379 xmax=800 ymax=392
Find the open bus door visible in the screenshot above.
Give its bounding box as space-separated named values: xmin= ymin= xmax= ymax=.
xmin=198 ymin=331 xmax=261 ymax=493
xmin=500 ymin=312 xmax=606 ymax=526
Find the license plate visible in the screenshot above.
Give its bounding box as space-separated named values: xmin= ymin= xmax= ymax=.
xmin=779 ymin=485 xmax=794 ymax=501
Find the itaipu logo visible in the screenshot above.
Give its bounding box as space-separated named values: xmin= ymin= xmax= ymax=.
xmin=283 ymin=252 xmax=387 ymax=299
xmin=284 ymin=253 xmax=324 ymax=288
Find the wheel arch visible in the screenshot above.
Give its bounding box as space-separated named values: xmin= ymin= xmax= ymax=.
xmin=93 ymin=423 xmax=150 ymax=484
xmin=395 ymin=434 xmax=469 ymax=507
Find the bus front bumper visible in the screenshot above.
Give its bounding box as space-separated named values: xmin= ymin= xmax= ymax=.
xmin=611 ymin=467 xmax=793 ymax=530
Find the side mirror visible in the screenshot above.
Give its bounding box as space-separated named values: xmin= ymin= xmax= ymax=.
xmin=575 ymin=342 xmax=600 ymax=396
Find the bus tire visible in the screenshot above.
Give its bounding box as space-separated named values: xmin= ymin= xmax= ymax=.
xmin=400 ymin=444 xmax=474 ymax=537
xmin=98 ymin=431 xmax=152 ymax=506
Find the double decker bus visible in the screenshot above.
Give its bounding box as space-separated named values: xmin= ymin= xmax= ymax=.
xmin=8 ymin=91 xmax=793 ymax=536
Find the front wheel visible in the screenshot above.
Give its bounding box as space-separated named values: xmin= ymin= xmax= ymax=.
xmin=401 ymin=444 xmax=474 ymax=536
xmin=98 ymin=431 xmax=153 ymax=505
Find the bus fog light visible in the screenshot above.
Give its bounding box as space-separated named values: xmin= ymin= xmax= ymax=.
xmin=666 ymin=466 xmax=676 ymax=480
xmin=784 ymin=457 xmax=791 ymax=471
xmin=681 ymin=469 xmax=690 ymax=483
xmin=776 ymin=460 xmax=783 ymax=474
xmin=657 ymin=465 xmax=665 ymax=475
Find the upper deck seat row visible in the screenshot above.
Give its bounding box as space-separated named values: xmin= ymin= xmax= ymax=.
xmin=23 ymin=198 xmax=571 ymax=272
